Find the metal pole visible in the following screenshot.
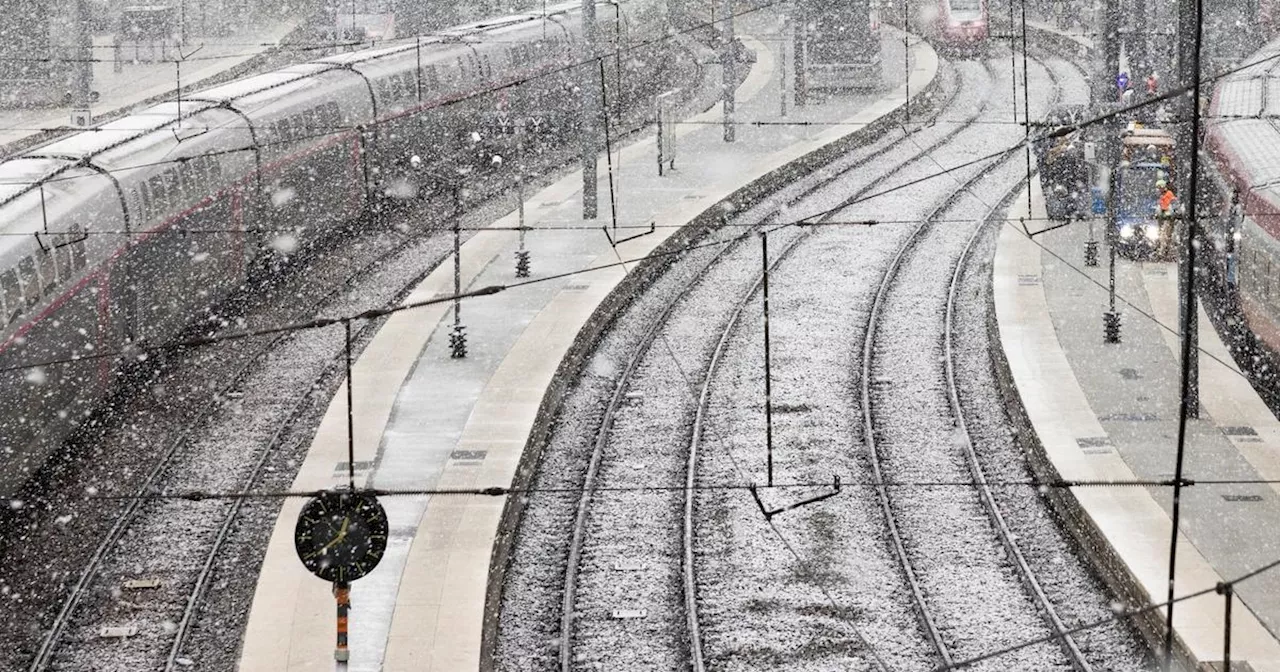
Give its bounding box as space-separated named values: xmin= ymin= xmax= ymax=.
xmin=333 ymin=582 xmax=351 ymax=662
xmin=581 ymin=0 xmax=600 ymax=219
xmin=597 ymin=59 xmax=620 ymax=239
xmin=1165 ymin=0 xmax=1206 ymax=662
xmin=1008 ymin=0 xmax=1017 ymax=123
xmin=721 ymin=0 xmax=736 ymax=142
xmin=903 ymin=0 xmax=909 ymax=124
xmin=1099 ymin=0 xmax=1121 ymax=104
xmin=795 ymin=3 xmax=807 ymax=106
xmin=73 ymin=0 xmax=93 ymax=119
xmin=450 ymin=184 xmax=467 ymax=358
xmin=780 ymin=16 xmax=788 ymax=117
xmin=761 ymin=231 xmax=774 ymax=487
xmin=1222 ymin=583 xmax=1234 ymax=670
xmin=344 ymin=320 xmax=356 ymax=491
xmin=1021 ymin=0 xmax=1032 ymax=213
xmin=1105 ymin=166 xmax=1122 ymax=342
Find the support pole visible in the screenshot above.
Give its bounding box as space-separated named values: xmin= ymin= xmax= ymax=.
xmin=515 ymin=120 xmax=530 ymax=278
xmin=1105 ymin=167 xmax=1122 ymax=343
xmin=1021 ymin=0 xmax=1032 ymax=214
xmin=1218 ymin=582 xmax=1234 ymax=670
xmin=581 ymin=0 xmax=600 ymax=219
xmin=1165 ymin=0 xmax=1206 ymax=662
xmin=903 ymin=0 xmax=910 ymax=125
xmin=598 ymin=59 xmax=620 ymax=241
xmin=450 ymin=185 xmax=467 ymax=358
xmin=780 ymin=15 xmax=788 ymax=118
xmin=344 ymin=320 xmax=356 ymax=491
xmin=761 ymin=231 xmax=774 ymax=487
xmin=333 ymin=582 xmax=351 ymax=662
xmin=721 ymin=0 xmax=736 ymax=142
xmin=795 ymin=3 xmax=808 ymax=107
xmin=72 ymin=0 xmax=93 ymax=126
xmin=1098 ymin=0 xmax=1122 ymax=104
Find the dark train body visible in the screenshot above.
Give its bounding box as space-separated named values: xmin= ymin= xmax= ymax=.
xmin=0 ymin=1 xmax=682 ymax=495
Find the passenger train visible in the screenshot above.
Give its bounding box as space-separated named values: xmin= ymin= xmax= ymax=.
xmin=1207 ymin=39 xmax=1280 ymax=361
xmin=923 ymin=0 xmax=989 ymax=53
xmin=0 ymin=2 xmax=683 ymax=496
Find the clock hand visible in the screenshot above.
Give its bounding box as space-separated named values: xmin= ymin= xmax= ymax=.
xmin=304 ymin=517 xmax=351 ymax=560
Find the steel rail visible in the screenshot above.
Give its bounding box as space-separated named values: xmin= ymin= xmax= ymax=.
xmin=30 ymin=195 xmax=464 ymax=672
xmin=558 ymin=56 xmax=981 ymax=672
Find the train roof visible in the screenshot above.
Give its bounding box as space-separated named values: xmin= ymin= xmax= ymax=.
xmin=0 ymin=1 xmax=591 ymax=210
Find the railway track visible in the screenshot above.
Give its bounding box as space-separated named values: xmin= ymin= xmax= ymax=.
xmin=507 ymin=45 xmax=1149 ymax=672
xmin=27 ymin=212 xmax=456 ymax=672
xmin=9 ymin=48 xmax=721 ymax=671
xmin=21 ymin=159 xmax=577 ymax=671
xmin=852 ymin=52 xmax=1106 ymax=669
xmin=546 ymin=57 xmax=1032 ymax=670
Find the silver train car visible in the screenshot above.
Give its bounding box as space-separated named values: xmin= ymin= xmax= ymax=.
xmin=0 ymin=2 xmax=680 ymax=496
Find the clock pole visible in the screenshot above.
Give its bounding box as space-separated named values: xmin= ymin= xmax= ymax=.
xmin=334 ymin=581 xmax=351 ymax=662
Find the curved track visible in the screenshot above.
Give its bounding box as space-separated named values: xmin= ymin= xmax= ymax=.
xmin=553 ymin=58 xmax=990 ymax=670
xmin=550 ymin=55 xmax=1059 ymax=671
xmin=27 ymin=218 xmax=453 ymax=672
xmin=506 ymin=46 xmax=1149 ymax=672
xmin=853 ymin=52 xmax=1103 ymax=669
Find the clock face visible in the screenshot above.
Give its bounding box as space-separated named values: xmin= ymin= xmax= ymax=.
xmin=294 ymin=490 xmax=389 ymax=583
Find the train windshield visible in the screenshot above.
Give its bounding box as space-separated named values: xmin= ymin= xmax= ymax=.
xmin=950 ymin=0 xmax=983 ymax=13
xmin=1117 ymin=165 xmax=1168 ymax=219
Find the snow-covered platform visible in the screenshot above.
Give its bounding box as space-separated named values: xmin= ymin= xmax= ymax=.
xmin=994 ymin=180 xmax=1280 ymax=671
xmin=0 ymin=16 xmax=300 ymax=155
xmin=235 ymin=14 xmax=939 ymax=672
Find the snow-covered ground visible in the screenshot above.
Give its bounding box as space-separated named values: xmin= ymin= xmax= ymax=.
xmin=498 ymin=47 xmax=1155 ymax=671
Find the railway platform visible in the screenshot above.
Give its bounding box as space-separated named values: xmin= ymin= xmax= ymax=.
xmin=0 ymin=16 xmax=301 ymax=155
xmin=236 ymin=13 xmax=939 ymax=672
xmin=995 ymin=181 xmax=1280 ymax=670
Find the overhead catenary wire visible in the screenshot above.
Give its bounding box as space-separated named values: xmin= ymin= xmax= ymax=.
xmin=0 ymin=201 xmax=1255 ymax=397
xmin=85 ymin=474 xmax=1280 ymax=501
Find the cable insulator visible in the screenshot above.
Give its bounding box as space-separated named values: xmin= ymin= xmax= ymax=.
xmin=1103 ymin=310 xmax=1122 ymax=344
xmin=449 ymin=323 xmax=468 ymax=359
xmin=515 ymin=249 xmax=531 ymax=278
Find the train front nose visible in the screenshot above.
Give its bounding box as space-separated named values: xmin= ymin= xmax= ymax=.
xmin=960 ymin=21 xmax=987 ymax=40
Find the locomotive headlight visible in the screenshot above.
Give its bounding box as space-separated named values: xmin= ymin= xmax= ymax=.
xmin=1144 ymin=224 xmax=1161 ymax=241
xmin=1234 ymin=230 xmax=1242 ymax=241
xmin=1120 ymin=224 xmax=1135 ymax=239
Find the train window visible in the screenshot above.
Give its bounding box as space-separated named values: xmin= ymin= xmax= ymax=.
xmin=55 ymin=242 xmax=73 ymax=282
xmin=68 ymin=231 xmax=86 ymax=273
xmin=17 ymin=256 xmax=38 ymax=308
xmin=34 ymin=248 xmax=56 ymax=296
xmin=0 ymin=270 xmax=20 ymax=323
xmin=139 ymin=180 xmax=153 ymax=221
xmin=153 ymin=175 xmax=169 ymax=217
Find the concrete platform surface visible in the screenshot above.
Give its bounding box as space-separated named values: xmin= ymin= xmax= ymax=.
xmin=237 ymin=12 xmax=939 ymax=672
xmin=0 ymin=17 xmax=299 ymax=153
xmin=995 ymin=179 xmax=1280 ymax=670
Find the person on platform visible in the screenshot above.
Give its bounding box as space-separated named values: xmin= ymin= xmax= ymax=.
xmin=1156 ymin=179 xmax=1177 ymax=259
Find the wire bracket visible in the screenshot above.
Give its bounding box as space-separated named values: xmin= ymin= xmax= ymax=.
xmin=748 ymin=475 xmax=841 ymax=521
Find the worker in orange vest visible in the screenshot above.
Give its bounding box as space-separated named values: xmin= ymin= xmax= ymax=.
xmin=1156 ymin=179 xmax=1177 ymax=258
